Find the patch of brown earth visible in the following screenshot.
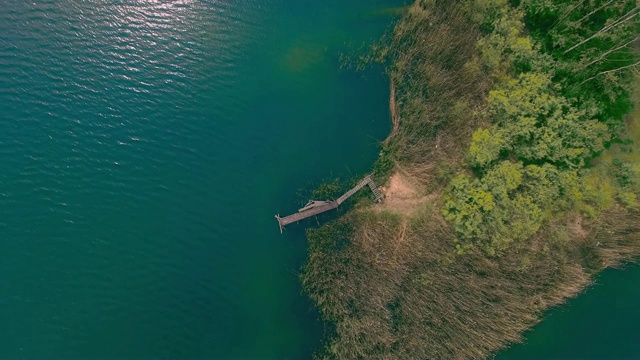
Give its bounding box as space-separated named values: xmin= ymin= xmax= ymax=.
xmin=572 ymin=215 xmax=589 ymax=239
xmin=377 ymin=172 xmax=432 ymax=216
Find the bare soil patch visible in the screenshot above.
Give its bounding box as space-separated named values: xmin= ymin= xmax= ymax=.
xmin=572 ymin=215 xmax=589 ymax=239
xmin=377 ymin=172 xmax=432 ymax=216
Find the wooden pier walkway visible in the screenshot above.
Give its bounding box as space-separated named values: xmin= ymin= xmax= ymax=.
xmin=275 ymin=174 xmax=383 ymax=233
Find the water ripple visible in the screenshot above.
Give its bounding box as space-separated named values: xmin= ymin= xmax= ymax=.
xmin=0 ymin=0 xmax=267 ymax=356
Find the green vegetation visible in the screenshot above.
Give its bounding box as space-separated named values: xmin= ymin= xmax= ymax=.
xmin=303 ymin=0 xmax=640 ymax=358
xmin=444 ymin=0 xmax=639 ymax=255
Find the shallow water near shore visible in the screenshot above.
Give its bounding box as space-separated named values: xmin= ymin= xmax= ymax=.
xmin=0 ymin=0 xmax=404 ymax=357
xmin=497 ymin=263 xmax=640 ymax=359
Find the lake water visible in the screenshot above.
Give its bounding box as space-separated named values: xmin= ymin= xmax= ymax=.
xmin=0 ymin=0 xmax=403 ymax=357
xmin=497 ymin=263 xmax=640 ymax=359
xmin=3 ymin=1 xmax=639 ymax=358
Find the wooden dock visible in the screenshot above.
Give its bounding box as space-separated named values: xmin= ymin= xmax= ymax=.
xmin=275 ymin=174 xmax=383 ymax=232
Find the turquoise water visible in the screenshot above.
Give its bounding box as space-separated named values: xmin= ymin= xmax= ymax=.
xmin=0 ymin=0 xmax=404 ymax=357
xmin=497 ymin=264 xmax=640 ymax=359
xmin=7 ymin=1 xmax=639 ymax=358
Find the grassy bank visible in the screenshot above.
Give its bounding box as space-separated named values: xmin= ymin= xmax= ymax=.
xmin=302 ymin=0 xmax=640 ymax=358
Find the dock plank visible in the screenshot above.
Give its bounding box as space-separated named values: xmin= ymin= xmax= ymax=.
xmin=275 ymin=174 xmax=383 ymax=232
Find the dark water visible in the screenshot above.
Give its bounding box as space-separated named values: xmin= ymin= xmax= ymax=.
xmin=497 ymin=264 xmax=640 ymax=359
xmin=0 ymin=0 xmax=404 ymax=357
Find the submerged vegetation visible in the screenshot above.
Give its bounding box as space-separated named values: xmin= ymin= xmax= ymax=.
xmin=302 ymin=0 xmax=640 ymax=358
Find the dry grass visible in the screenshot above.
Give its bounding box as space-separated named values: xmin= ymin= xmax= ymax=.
xmin=302 ymin=2 xmax=640 ymax=359
xmin=303 ymin=201 xmax=634 ymax=359
xmin=383 ymin=0 xmax=491 ymax=183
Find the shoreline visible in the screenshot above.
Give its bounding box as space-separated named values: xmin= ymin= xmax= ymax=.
xmin=386 ymin=80 xmax=399 ymax=144
xmin=302 ymin=1 xmax=640 ymax=358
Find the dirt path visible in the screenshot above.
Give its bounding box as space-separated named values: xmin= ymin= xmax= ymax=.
xmin=377 ymin=172 xmax=433 ymax=216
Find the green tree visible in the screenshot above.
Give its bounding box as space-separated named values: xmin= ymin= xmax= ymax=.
xmin=469 ymin=128 xmax=507 ymax=167
xmin=484 ymin=72 xmax=610 ymax=167
xmin=444 ymin=161 xmax=548 ymax=255
xmin=519 ymin=0 xmax=640 ymax=121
